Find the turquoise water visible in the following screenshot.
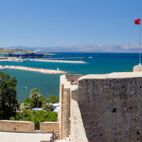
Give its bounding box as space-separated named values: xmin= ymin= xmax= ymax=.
xmin=0 ymin=53 xmax=140 ymax=101
xmin=3 ymin=70 xmax=60 ymax=102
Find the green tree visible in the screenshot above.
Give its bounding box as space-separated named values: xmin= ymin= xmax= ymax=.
xmin=30 ymin=88 xmax=42 ymax=108
xmin=47 ymin=96 xmax=59 ymax=104
xmin=20 ymin=98 xmax=32 ymax=110
xmin=42 ymin=101 xmax=52 ymax=111
xmin=0 ymin=72 xmax=18 ymax=119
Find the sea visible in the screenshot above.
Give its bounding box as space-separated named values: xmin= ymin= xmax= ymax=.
xmin=0 ymin=52 xmax=140 ymax=102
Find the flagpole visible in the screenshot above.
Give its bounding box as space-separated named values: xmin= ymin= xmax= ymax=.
xmin=139 ymin=22 xmax=141 ymax=65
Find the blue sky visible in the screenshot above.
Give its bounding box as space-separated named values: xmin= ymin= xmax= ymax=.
xmin=0 ymin=0 xmax=142 ymax=52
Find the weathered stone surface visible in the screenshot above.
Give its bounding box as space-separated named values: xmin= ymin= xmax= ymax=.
xmin=59 ymin=75 xmax=88 ymax=141
xmin=70 ymin=98 xmax=88 ymax=142
xmin=60 ymin=73 xmax=142 ymax=142
xmin=59 ymin=75 xmax=82 ymax=139
xmin=60 ymin=88 xmax=70 ymax=139
xmin=40 ymin=122 xmax=59 ymax=133
xmin=78 ymin=75 xmax=142 ymax=142
xmin=0 ymin=120 xmax=34 ymax=132
xmin=40 ymin=122 xmax=59 ymax=139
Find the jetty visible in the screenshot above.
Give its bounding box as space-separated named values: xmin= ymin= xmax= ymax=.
xmin=0 ymin=65 xmax=66 ymax=74
xmin=29 ymin=59 xmax=86 ymax=64
xmin=0 ymin=57 xmax=86 ymax=64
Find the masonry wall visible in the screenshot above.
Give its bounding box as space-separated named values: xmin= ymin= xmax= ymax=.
xmin=70 ymin=88 xmax=88 ymax=142
xmin=40 ymin=122 xmax=59 ymax=139
xmin=59 ymin=79 xmax=71 ymax=139
xmin=59 ymin=75 xmax=82 ymax=139
xmin=0 ymin=120 xmax=34 ymax=132
xmin=78 ymin=77 xmax=142 ymax=142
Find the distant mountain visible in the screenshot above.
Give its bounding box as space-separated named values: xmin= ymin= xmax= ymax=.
xmin=1 ymin=44 xmax=140 ymax=53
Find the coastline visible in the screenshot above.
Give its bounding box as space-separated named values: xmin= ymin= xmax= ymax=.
xmin=0 ymin=65 xmax=66 ymax=74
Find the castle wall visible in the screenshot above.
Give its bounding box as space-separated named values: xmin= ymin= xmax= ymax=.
xmin=59 ymin=75 xmax=71 ymax=139
xmin=59 ymin=74 xmax=89 ymax=142
xmin=78 ymin=76 xmax=142 ymax=142
xmin=70 ymin=88 xmax=88 ymax=142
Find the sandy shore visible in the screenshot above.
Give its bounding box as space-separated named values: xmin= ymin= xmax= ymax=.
xmin=29 ymin=59 xmax=86 ymax=64
xmin=0 ymin=65 xmax=66 ymax=74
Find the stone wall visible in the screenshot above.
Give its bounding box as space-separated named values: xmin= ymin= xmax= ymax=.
xmin=70 ymin=98 xmax=88 ymax=142
xmin=59 ymin=75 xmax=71 ymax=139
xmin=59 ymin=74 xmax=88 ymax=141
xmin=40 ymin=122 xmax=59 ymax=139
xmin=60 ymin=73 xmax=142 ymax=142
xmin=78 ymin=75 xmax=142 ymax=142
xmin=59 ymin=74 xmax=82 ymax=139
xmin=0 ymin=120 xmax=34 ymax=132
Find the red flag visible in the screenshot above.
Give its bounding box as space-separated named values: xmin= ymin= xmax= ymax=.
xmin=134 ymin=18 xmax=141 ymax=25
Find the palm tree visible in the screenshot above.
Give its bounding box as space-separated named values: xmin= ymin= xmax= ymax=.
xmin=30 ymin=88 xmax=42 ymax=108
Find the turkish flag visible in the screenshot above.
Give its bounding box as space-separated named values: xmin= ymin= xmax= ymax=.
xmin=134 ymin=18 xmax=141 ymax=25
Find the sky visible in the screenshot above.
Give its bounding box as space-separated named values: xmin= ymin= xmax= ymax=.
xmin=0 ymin=0 xmax=142 ymax=52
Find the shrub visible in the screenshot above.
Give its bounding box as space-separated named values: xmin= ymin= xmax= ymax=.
xmin=47 ymin=96 xmax=59 ymax=104
xmin=10 ymin=110 xmax=57 ymax=129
